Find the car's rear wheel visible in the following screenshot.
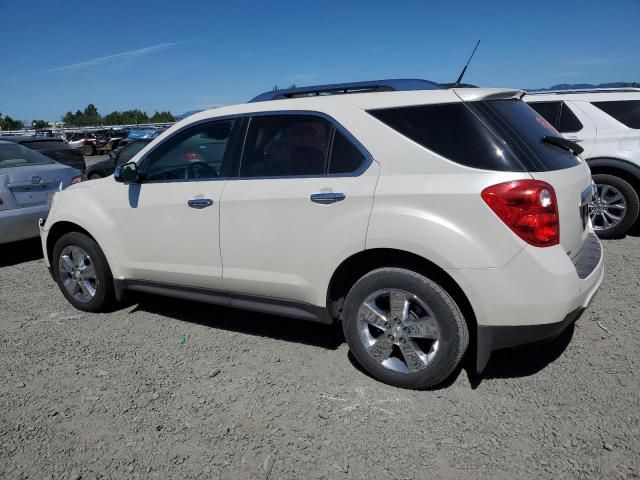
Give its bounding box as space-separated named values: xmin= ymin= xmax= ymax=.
xmin=590 ymin=174 xmax=639 ymax=239
xmin=89 ymin=173 xmax=102 ymax=180
xmin=342 ymin=268 xmax=468 ymax=389
xmin=52 ymin=232 xmax=114 ymax=312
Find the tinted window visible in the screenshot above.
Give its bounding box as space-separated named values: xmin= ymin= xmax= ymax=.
xmin=475 ymin=100 xmax=580 ymax=171
xmin=240 ymin=115 xmax=331 ymax=177
xmin=369 ymin=100 xmax=581 ymax=172
xmin=118 ymin=141 xmax=148 ymax=164
xmin=0 ymin=143 xmax=53 ymax=168
xmin=329 ymin=131 xmax=364 ymax=174
xmin=592 ymin=100 xmax=640 ymax=129
xmin=143 ymin=120 xmax=235 ymax=182
xmin=558 ymin=103 xmax=583 ymax=133
xmin=369 ymin=103 xmax=524 ymax=171
xmin=21 ymin=140 xmax=66 ymax=150
xmin=528 ymin=102 xmax=561 ymax=128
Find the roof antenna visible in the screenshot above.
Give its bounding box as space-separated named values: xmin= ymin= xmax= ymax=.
xmin=453 ymin=40 xmax=481 ymax=88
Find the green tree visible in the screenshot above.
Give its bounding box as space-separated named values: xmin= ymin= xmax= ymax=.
xmin=32 ymin=120 xmax=49 ymax=129
xmin=149 ymin=111 xmax=174 ymax=123
xmin=0 ymin=113 xmax=23 ymax=130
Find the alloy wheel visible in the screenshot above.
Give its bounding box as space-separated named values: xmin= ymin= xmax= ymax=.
xmin=58 ymin=246 xmax=97 ymax=303
xmin=589 ymin=183 xmax=627 ymax=231
xmin=357 ymin=289 xmax=441 ymax=374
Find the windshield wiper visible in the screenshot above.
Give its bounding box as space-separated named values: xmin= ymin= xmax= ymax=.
xmin=542 ymin=135 xmax=584 ymax=155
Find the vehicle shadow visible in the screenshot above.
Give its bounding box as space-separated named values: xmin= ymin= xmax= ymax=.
xmin=466 ymin=323 xmax=575 ymax=387
xmin=130 ymin=293 xmax=345 ymax=350
xmin=0 ymin=238 xmax=44 ymax=267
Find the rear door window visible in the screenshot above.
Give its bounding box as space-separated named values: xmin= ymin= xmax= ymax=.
xmin=558 ymin=103 xmax=582 ymax=133
xmin=240 ymin=115 xmax=331 ymax=177
xmin=528 ymin=102 xmax=561 ymax=128
xmin=591 ymin=100 xmax=640 ymax=129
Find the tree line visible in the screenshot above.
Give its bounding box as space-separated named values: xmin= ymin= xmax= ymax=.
xmin=62 ymin=104 xmax=175 ymax=127
xmin=0 ymin=113 xmax=24 ymax=131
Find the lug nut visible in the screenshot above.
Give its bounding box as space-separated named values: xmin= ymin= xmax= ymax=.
xmin=384 ymin=323 xmax=391 ymax=329
xmin=394 ymin=318 xmax=401 ymax=325
xmin=400 ymin=338 xmax=407 ymax=344
xmin=404 ymin=327 xmax=411 ymax=334
xmin=387 ymin=335 xmax=394 ymax=341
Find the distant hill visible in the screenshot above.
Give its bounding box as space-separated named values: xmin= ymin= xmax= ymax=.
xmin=526 ymin=82 xmax=640 ymax=92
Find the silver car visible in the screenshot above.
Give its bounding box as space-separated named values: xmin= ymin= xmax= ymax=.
xmin=0 ymin=140 xmax=83 ymax=244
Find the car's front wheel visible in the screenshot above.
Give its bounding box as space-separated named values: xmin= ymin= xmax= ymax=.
xmin=590 ymin=174 xmax=639 ymax=239
xmin=52 ymin=232 xmax=115 ymax=312
xmin=342 ymin=268 xmax=468 ymax=389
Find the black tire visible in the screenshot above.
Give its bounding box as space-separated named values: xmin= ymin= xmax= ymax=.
xmin=82 ymin=144 xmax=95 ymax=156
xmin=88 ymin=173 xmax=102 ymax=180
xmin=591 ymin=174 xmax=639 ymax=239
xmin=52 ymin=232 xmax=115 ymax=312
xmin=342 ymin=268 xmax=468 ymax=389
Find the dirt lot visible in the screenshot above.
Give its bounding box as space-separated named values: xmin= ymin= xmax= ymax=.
xmin=1 ymin=236 xmax=639 ymax=479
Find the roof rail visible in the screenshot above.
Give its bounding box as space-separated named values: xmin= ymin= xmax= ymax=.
xmin=525 ymin=88 xmax=640 ymax=95
xmin=249 ymin=78 xmax=443 ymax=102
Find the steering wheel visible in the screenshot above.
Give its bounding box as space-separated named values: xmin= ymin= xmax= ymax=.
xmin=186 ymin=161 xmax=218 ymax=180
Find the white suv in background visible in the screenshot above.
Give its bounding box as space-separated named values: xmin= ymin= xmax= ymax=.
xmin=525 ymin=88 xmax=640 ymax=238
xmin=39 ymin=80 xmax=604 ymax=389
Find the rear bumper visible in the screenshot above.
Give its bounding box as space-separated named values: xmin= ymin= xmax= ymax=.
xmin=447 ymin=232 xmax=604 ymax=372
xmin=0 ymin=204 xmax=49 ymax=244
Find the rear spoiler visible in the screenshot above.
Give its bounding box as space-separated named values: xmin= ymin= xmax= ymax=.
xmin=453 ymin=88 xmax=525 ymax=102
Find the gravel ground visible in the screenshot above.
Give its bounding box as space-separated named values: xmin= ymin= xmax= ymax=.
xmin=1 ymin=236 xmax=639 ymax=479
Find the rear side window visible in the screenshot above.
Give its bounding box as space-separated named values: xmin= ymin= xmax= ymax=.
xmin=369 ymin=100 xmax=581 ymax=172
xmin=592 ymin=100 xmax=640 ymax=129
xmin=369 ymin=103 xmax=523 ymax=171
xmin=0 ymin=143 xmax=53 ymax=168
xmin=528 ymin=101 xmax=583 ymax=133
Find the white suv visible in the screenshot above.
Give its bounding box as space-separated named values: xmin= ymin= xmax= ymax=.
xmin=39 ymin=80 xmax=604 ymax=389
xmin=525 ymin=88 xmax=640 ymax=238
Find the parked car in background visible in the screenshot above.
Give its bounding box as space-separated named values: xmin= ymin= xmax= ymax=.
xmin=525 ymin=88 xmax=640 ymax=238
xmin=0 ymin=141 xmax=83 ymax=244
xmin=40 ymin=79 xmax=603 ymax=389
xmin=1 ymin=136 xmax=86 ymax=173
xmin=86 ymin=138 xmax=152 ymax=179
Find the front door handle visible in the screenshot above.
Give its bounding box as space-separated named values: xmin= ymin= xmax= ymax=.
xmin=187 ymin=198 xmax=214 ymax=209
xmin=310 ymin=192 xmax=346 ymax=204
xmin=566 ymin=136 xmax=583 ymax=143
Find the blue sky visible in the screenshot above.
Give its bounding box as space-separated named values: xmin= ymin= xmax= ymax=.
xmin=1 ymin=0 xmax=639 ymax=121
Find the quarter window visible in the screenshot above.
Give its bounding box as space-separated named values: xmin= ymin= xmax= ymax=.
xmin=240 ymin=115 xmax=331 ymax=177
xmin=329 ymin=130 xmax=365 ymax=174
xmin=592 ymin=100 xmax=640 ymax=129
xmin=143 ymin=120 xmax=235 ymax=182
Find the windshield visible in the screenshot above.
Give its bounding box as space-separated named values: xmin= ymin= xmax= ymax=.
xmin=0 ymin=143 xmax=54 ymax=168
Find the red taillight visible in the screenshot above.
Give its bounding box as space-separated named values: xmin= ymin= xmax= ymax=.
xmin=70 ymin=175 xmax=82 ymax=185
xmin=481 ymin=180 xmax=559 ymax=247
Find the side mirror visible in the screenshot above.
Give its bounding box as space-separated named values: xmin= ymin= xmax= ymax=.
xmin=114 ymin=162 xmax=140 ymax=183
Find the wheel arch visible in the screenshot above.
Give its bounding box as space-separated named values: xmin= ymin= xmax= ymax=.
xmin=587 ymin=157 xmax=640 ymax=193
xmin=326 ymin=248 xmax=477 ymax=337
xmin=46 ymin=221 xmax=98 ymax=263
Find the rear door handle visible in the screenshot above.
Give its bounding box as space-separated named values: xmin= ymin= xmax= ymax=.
xmin=310 ymin=192 xmax=346 ymax=204
xmin=566 ymin=136 xmax=583 ymax=142
xmin=187 ymin=198 xmax=214 ymax=209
